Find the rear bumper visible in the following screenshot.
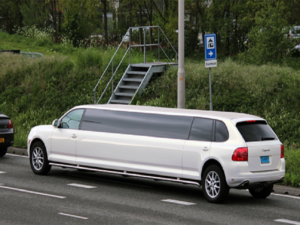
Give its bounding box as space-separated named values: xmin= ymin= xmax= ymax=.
xmin=227 ymin=169 xmax=285 ymax=188
xmin=0 ymin=130 xmax=14 ymax=148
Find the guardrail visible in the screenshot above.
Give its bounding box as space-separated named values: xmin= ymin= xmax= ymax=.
xmin=20 ymin=51 xmax=43 ymax=58
xmin=93 ymin=26 xmax=178 ymax=104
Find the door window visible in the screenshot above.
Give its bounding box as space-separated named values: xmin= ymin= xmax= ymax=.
xmin=60 ymin=109 xmax=84 ymax=129
xmin=189 ymin=118 xmax=213 ymax=141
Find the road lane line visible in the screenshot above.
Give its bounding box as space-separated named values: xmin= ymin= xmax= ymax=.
xmin=0 ymin=185 xmax=66 ymax=199
xmin=0 ymin=171 xmax=6 ymax=174
xmin=274 ymin=219 xmax=300 ymax=225
xmin=67 ymin=183 xmax=97 ymax=189
xmin=271 ymin=193 xmax=300 ymax=200
xmin=58 ymin=213 xmax=88 ymax=220
xmin=162 ymin=199 xmax=196 ymax=205
xmin=6 ymin=153 xmax=28 ymax=158
xmin=241 ymin=189 xmax=300 ymax=200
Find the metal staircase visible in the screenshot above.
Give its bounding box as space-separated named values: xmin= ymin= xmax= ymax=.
xmin=93 ymin=26 xmax=177 ymax=105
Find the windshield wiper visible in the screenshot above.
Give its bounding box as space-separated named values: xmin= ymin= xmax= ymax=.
xmin=261 ymin=137 xmax=275 ymax=141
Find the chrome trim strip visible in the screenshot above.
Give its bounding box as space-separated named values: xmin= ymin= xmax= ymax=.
xmin=49 ymin=163 xmax=200 ymax=186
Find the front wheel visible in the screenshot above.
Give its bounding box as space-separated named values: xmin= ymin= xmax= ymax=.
xmin=30 ymin=142 xmax=51 ymax=175
xmin=202 ymin=165 xmax=229 ymax=203
xmin=0 ymin=147 xmax=7 ymax=157
xmin=249 ymin=184 xmax=273 ymax=199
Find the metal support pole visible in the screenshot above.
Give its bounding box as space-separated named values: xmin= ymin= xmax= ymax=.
xmin=112 ymin=60 xmax=114 ymax=94
xmin=144 ymin=28 xmax=146 ymax=63
xmin=177 ymin=0 xmax=185 ymax=108
xmin=129 ymin=28 xmax=131 ymax=64
xmin=209 ymin=68 xmax=213 ymax=111
xmin=158 ymin=29 xmax=160 ymax=62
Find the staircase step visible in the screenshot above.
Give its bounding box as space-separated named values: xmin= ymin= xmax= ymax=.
xmin=114 ymin=92 xmax=134 ymax=97
xmin=123 ymin=78 xmax=143 ymax=82
xmin=127 ymin=71 xmax=147 ymax=75
xmin=119 ymin=85 xmax=139 ymax=89
xmin=110 ymin=100 xmax=131 ymax=104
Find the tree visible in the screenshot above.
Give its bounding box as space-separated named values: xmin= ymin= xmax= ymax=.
xmin=0 ymin=0 xmax=23 ymax=33
xmin=240 ymin=0 xmax=293 ymax=64
xmin=20 ymin=0 xmax=50 ymax=29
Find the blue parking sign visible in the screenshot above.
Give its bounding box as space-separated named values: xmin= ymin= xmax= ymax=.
xmin=204 ymin=34 xmax=217 ymax=61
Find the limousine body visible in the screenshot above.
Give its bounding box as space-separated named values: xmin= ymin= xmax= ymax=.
xmin=27 ymin=105 xmax=285 ymax=203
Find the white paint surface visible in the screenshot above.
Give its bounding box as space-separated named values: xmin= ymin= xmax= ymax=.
xmin=162 ymin=199 xmax=196 ymax=205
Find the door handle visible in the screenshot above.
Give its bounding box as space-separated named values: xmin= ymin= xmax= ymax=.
xmin=203 ymin=147 xmax=209 ymax=151
xmin=72 ymin=134 xmax=77 ymax=139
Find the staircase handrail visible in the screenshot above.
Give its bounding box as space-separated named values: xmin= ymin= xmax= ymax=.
xmin=93 ymin=26 xmax=178 ymax=104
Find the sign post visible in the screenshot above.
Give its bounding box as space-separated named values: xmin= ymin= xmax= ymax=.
xmin=204 ymin=34 xmax=217 ymax=111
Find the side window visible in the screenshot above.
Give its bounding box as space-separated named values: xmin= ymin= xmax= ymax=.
xmin=189 ymin=118 xmax=213 ymax=141
xmin=60 ymin=109 xmax=84 ymax=129
xmin=215 ymin=120 xmax=229 ymax=142
xmin=81 ymin=109 xmax=193 ymax=140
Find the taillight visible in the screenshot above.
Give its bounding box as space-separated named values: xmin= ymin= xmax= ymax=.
xmin=247 ymin=120 xmax=256 ymax=123
xmin=232 ymin=147 xmax=248 ymax=161
xmin=281 ymin=145 xmax=284 ymax=158
xmin=8 ymin=120 xmax=13 ymax=129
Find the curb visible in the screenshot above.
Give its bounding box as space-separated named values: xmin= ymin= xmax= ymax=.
xmin=6 ymin=147 xmax=300 ymax=197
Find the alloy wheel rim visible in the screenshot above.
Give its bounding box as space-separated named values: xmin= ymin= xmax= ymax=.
xmin=32 ymin=147 xmax=44 ymax=171
xmin=205 ymin=171 xmax=220 ymax=198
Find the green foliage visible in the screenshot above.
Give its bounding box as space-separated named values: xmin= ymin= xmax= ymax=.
xmin=282 ymin=144 xmax=300 ymax=187
xmin=239 ymin=1 xmax=293 ymax=64
xmin=14 ymin=25 xmax=55 ymax=46
xmin=20 ymin=0 xmax=50 ymax=28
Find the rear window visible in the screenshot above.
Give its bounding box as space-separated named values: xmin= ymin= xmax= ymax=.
xmin=236 ymin=121 xmax=277 ymax=142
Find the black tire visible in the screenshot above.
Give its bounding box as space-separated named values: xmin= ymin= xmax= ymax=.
xmin=30 ymin=142 xmax=51 ymax=175
xmin=0 ymin=147 xmax=7 ymax=157
xmin=202 ymin=165 xmax=229 ymax=203
xmin=249 ymin=184 xmax=273 ymax=199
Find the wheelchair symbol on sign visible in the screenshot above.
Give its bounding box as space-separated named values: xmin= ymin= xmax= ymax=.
xmin=207 ymin=38 xmax=214 ymax=49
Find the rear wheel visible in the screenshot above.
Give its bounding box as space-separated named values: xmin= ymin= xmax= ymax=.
xmin=202 ymin=165 xmax=229 ymax=203
xmin=249 ymin=184 xmax=273 ymax=199
xmin=30 ymin=142 xmax=51 ymax=175
xmin=0 ymin=147 xmax=7 ymax=157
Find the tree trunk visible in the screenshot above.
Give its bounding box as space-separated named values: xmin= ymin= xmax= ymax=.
xmin=136 ymin=11 xmax=143 ymax=52
xmin=102 ymin=0 xmax=108 ymax=46
xmin=149 ymin=0 xmax=153 ymax=51
xmin=164 ymin=0 xmax=169 ymax=22
xmin=53 ymin=0 xmax=57 ymax=42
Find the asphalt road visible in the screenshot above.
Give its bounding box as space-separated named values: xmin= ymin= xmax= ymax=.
xmin=1 ymin=154 xmax=300 ymax=225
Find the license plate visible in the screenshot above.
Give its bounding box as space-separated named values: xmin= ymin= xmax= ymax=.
xmin=261 ymin=156 xmax=269 ymax=164
xmin=0 ymin=138 xmax=4 ymax=143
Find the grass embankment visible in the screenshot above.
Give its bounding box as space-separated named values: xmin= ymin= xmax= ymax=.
xmin=1 ymin=32 xmax=300 ymax=187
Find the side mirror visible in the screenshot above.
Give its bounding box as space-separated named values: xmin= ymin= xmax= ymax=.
xmin=52 ymin=119 xmax=60 ymax=127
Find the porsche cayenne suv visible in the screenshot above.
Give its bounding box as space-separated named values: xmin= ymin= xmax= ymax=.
xmin=0 ymin=112 xmax=14 ymax=157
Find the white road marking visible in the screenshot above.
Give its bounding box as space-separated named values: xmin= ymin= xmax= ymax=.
xmin=6 ymin=153 xmax=28 ymax=158
xmin=0 ymin=185 xmax=65 ymax=199
xmin=0 ymin=171 xmax=6 ymax=174
xmin=68 ymin=183 xmax=97 ymax=189
xmin=58 ymin=213 xmax=88 ymax=220
xmin=274 ymin=219 xmax=300 ymax=225
xmin=271 ymin=193 xmax=300 ymax=200
xmin=241 ymin=189 xmax=300 ymax=200
xmin=162 ymin=199 xmax=196 ymax=205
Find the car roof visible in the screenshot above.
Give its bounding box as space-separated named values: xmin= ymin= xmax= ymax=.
xmin=73 ymin=104 xmax=263 ymax=122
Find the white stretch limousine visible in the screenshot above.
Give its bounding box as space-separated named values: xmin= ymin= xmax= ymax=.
xmin=27 ymin=105 xmax=285 ymax=203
